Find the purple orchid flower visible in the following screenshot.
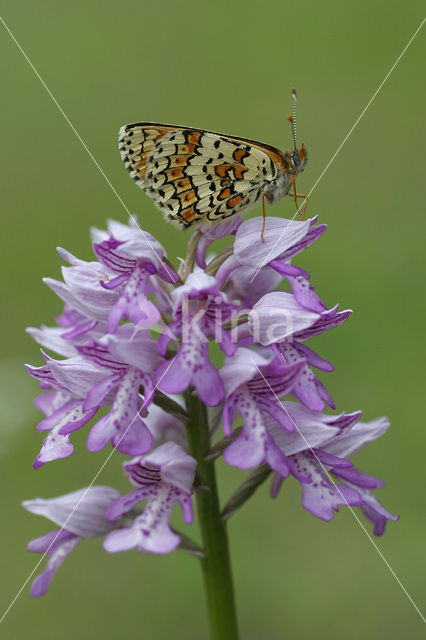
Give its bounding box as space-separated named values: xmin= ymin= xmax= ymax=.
xmin=268 ymin=409 xmax=398 ymax=533
xmin=317 ymin=417 xmax=399 ymax=534
xmin=26 ymin=299 xmax=108 ymax=360
xmin=26 ymin=353 xmax=112 ymax=466
xmin=27 ymin=325 xmax=159 ymax=458
xmin=23 ymin=487 xmax=121 ymax=596
xmin=219 ymin=347 xmax=305 ymax=469
xmin=215 ymin=217 xmax=326 ymax=309
xmin=245 ymin=291 xmax=352 ymax=410
xmin=155 ymin=270 xmax=237 ymax=406
xmin=30 ymin=390 xmax=97 ymax=468
xmin=233 ymin=216 xmax=326 ymax=269
xmin=27 ymin=316 xmax=106 ymax=466
xmin=92 ymin=219 xmax=177 ymax=333
xmin=104 ymin=442 xmax=196 ymax=554
xmin=43 ymin=247 xmax=121 ymax=338
xmin=76 ymin=325 xmax=159 ymax=455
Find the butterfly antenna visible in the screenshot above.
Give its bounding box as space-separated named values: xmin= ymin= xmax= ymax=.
xmin=286 ymin=88 xmax=298 ymax=150
xmin=291 ymin=88 xmax=297 ymax=149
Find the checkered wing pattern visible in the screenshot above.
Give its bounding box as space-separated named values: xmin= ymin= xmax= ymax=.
xmin=119 ymin=123 xmax=286 ymax=227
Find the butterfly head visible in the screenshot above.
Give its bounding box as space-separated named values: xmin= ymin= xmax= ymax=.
xmin=290 ymin=144 xmax=307 ymax=174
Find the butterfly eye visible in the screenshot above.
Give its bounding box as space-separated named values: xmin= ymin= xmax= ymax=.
xmin=290 ymin=150 xmax=301 ymax=170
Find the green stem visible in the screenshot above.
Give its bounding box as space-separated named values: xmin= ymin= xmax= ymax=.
xmin=185 ymin=391 xmax=239 ymax=640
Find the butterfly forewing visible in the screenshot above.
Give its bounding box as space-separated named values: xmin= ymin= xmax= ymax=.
xmin=119 ymin=123 xmax=286 ymax=227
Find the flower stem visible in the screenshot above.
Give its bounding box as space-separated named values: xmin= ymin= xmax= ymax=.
xmin=185 ymin=391 xmax=239 ymax=640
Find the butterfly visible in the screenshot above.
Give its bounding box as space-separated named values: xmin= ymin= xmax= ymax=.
xmin=119 ymin=89 xmax=307 ymax=241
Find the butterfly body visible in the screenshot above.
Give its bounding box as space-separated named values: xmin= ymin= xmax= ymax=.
xmin=119 ymin=122 xmax=307 ymax=228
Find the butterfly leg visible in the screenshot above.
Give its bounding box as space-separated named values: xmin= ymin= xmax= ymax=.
xmin=295 ymin=192 xmax=309 ymax=220
xmin=290 ymin=175 xmax=308 ymax=220
xmin=261 ymin=192 xmax=272 ymax=242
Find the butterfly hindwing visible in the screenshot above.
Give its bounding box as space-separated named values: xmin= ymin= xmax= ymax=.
xmin=119 ymin=123 xmax=286 ymax=227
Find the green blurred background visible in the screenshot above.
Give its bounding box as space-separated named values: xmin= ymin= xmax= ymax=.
xmin=1 ymin=1 xmax=425 ymax=638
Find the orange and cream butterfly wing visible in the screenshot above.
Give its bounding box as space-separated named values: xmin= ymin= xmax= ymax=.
xmin=119 ymin=123 xmax=286 ymax=227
